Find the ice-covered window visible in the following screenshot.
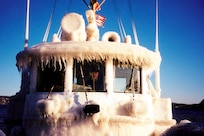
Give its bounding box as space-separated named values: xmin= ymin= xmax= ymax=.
xmin=73 ymin=60 xmax=105 ymax=92
xmin=36 ymin=61 xmax=65 ymax=92
xmin=113 ymin=61 xmax=141 ymax=93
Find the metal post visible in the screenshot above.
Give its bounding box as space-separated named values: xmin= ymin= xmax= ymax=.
xmin=24 ymin=0 xmax=30 ymax=49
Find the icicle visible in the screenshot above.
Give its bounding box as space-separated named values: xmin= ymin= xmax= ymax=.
xmin=61 ymin=56 xmax=66 ymax=71
xmin=40 ymin=56 xmax=44 ymax=71
xmin=45 ymin=56 xmax=49 ymax=66
xmin=58 ymin=56 xmax=62 ymax=71
xmin=53 ymin=56 xmax=57 ymax=71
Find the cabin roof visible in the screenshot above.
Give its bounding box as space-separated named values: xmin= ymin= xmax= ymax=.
xmin=16 ymin=41 xmax=161 ymax=71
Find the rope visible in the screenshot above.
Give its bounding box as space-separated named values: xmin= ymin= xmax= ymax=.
xmin=42 ymin=0 xmax=58 ymax=42
xmin=46 ymin=85 xmax=55 ymax=99
xmin=127 ymin=0 xmax=140 ymax=45
xmin=80 ymin=64 xmax=89 ymax=104
xmin=130 ymin=69 xmax=135 ymax=101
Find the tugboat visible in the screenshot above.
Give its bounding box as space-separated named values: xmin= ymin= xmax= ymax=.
xmin=8 ymin=0 xmax=176 ymax=135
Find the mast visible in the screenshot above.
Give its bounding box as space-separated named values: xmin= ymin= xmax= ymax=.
xmin=155 ymin=0 xmax=161 ymax=97
xmin=155 ymin=0 xmax=159 ymax=52
xmin=24 ymin=0 xmax=30 ymax=49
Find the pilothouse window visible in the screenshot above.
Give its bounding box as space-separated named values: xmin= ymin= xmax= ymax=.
xmin=36 ymin=61 xmax=65 ymax=92
xmin=113 ymin=62 xmax=141 ymax=93
xmin=73 ymin=60 xmax=105 ymax=92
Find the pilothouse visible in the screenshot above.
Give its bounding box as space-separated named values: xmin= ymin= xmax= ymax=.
xmin=7 ymin=0 xmax=177 ymax=136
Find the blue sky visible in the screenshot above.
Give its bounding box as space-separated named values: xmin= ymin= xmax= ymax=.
xmin=0 ymin=0 xmax=204 ymax=104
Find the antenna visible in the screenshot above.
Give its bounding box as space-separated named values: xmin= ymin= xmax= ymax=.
xmin=24 ymin=0 xmax=30 ymax=49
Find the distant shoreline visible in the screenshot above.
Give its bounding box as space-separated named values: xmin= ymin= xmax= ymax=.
xmin=172 ymin=101 xmax=204 ymax=123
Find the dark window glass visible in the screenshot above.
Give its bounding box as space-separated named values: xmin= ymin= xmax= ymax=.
xmin=36 ymin=61 xmax=65 ymax=92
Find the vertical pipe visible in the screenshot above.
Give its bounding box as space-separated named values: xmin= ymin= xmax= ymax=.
xmin=155 ymin=0 xmax=161 ymax=97
xmin=105 ymin=58 xmax=113 ymax=93
xmin=24 ymin=0 xmax=30 ymax=49
xmin=155 ymin=69 xmax=161 ymax=97
xmin=64 ymin=58 xmax=73 ymax=93
xmin=141 ymin=69 xmax=148 ymax=95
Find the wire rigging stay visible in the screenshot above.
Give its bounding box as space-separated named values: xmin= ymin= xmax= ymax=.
xmin=127 ymin=0 xmax=140 ymax=45
xmin=42 ymin=0 xmax=58 ymax=42
xmin=112 ymin=0 xmax=127 ymax=40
